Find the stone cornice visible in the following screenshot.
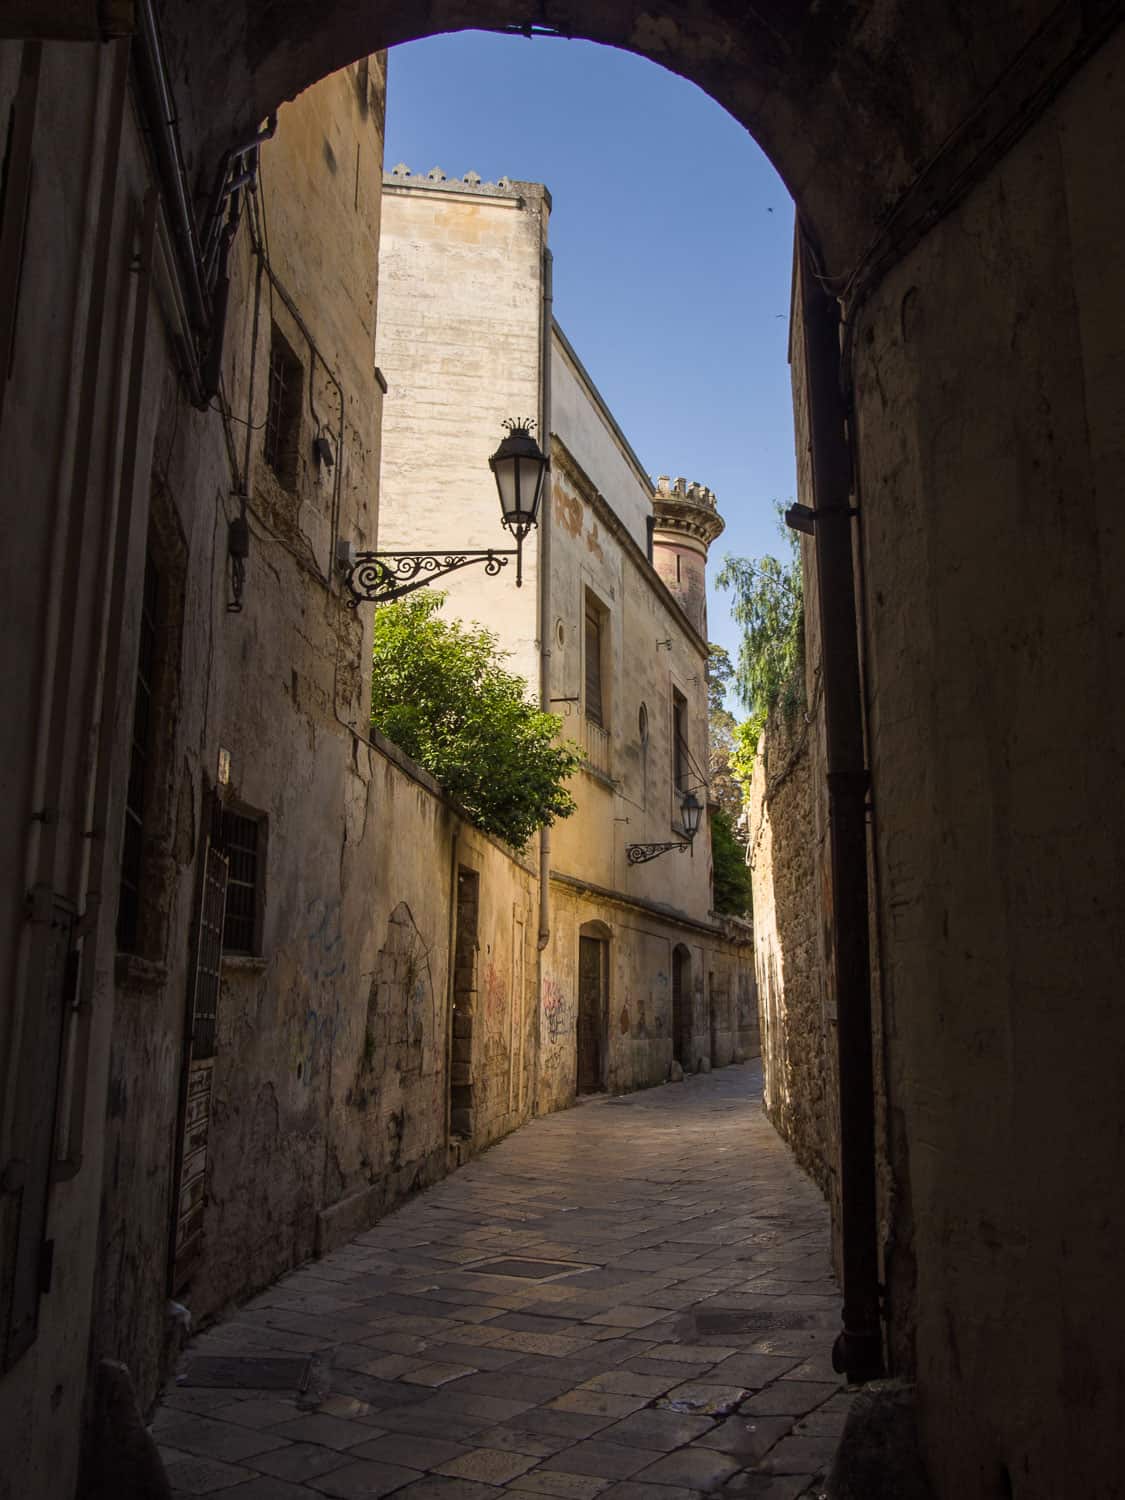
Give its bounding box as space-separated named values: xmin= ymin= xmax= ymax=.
xmin=550 ymin=869 xmax=753 ymax=946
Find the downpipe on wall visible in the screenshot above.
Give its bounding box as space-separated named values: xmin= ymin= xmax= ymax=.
xmin=534 ymin=246 xmax=553 ymax=1116
xmin=796 ymin=230 xmax=883 ymax=1385
xmin=537 ymin=247 xmax=554 ymax=957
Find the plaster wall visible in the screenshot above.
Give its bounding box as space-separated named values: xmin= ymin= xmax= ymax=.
xmin=847 ymin=31 xmax=1125 ymax=1495
xmin=550 ymin=329 xmax=652 ymax=552
xmin=547 ymin=440 xmax=713 ymax=920
xmin=374 ymin=172 xmax=547 ymax=686
xmin=770 ymin=25 xmax=1125 ymax=1496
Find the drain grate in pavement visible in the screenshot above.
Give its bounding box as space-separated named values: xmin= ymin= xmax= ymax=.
xmin=471 ymin=1257 xmax=593 ymax=1280
xmin=180 ymin=1355 xmax=312 ymax=1390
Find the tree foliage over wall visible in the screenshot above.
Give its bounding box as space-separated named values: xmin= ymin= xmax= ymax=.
xmin=706 ymin=644 xmax=744 ymax=823
xmin=716 ymin=510 xmax=805 ymax=780
xmin=710 ymin=806 xmax=751 ymax=916
xmin=371 ymin=592 xmax=582 ymax=852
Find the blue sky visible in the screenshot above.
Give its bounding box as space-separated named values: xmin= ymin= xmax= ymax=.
xmin=383 ymin=30 xmax=797 ymax=699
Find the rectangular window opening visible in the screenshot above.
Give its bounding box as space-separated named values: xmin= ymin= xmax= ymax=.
xmin=673 ymin=688 xmax=689 ymax=794
xmin=584 ymin=598 xmax=604 ymax=728
xmin=117 ymin=552 xmax=160 ymax=952
xmin=220 ymin=808 xmax=264 ymax=955
xmin=264 ymin=324 xmax=303 ymax=489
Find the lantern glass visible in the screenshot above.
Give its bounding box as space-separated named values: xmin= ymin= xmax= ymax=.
xmin=681 ymin=790 xmax=703 ymax=840
xmin=489 ymin=422 xmax=548 ymax=539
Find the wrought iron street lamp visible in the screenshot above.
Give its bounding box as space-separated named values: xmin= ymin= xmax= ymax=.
xmin=626 ymin=789 xmax=704 ymax=865
xmin=345 ymin=419 xmax=548 ymax=606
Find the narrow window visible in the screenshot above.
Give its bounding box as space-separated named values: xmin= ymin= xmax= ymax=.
xmin=220 ymin=808 xmax=265 ymax=954
xmin=264 ymin=324 xmax=303 ymax=489
xmin=585 ymin=600 xmax=604 ymax=727
xmin=673 ymin=688 xmax=689 ymax=792
xmin=116 ymin=552 xmax=160 ymax=952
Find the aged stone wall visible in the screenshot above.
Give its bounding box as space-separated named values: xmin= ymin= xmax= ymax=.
xmin=90 ymin=57 xmax=391 ymax=1417
xmin=781 ymin=28 xmax=1125 ymax=1497
xmin=7 ymin=11 xmax=1125 ymax=1498
xmin=194 ymin=734 xmax=537 ymax=1325
xmin=747 ymin=712 xmax=832 ymax=1198
xmin=538 ymin=881 xmax=755 ymax=1114
xmin=850 ymin=30 xmax=1125 ymax=1495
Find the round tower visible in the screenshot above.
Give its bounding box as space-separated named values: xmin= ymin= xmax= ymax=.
xmin=651 ymin=476 xmax=725 ymax=638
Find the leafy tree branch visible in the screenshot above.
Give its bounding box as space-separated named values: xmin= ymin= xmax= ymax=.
xmin=371 ymin=592 xmax=583 ymax=852
xmin=716 ymin=508 xmax=806 ymax=781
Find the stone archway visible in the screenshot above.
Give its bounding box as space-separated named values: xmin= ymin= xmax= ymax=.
xmin=159 ymin=0 xmax=1091 ymax=289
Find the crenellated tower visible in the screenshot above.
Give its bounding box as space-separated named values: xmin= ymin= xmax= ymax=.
xmin=650 ymin=476 xmax=725 ymax=637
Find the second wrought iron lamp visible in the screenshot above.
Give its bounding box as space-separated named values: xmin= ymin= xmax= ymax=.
xmin=626 ymin=788 xmax=704 ymax=865
xmin=345 ymin=419 xmax=548 ymax=606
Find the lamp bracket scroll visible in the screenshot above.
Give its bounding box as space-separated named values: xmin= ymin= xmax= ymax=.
xmin=345 ymin=549 xmax=516 ymax=607
xmin=344 ymin=419 xmax=548 ymax=608
xmin=626 ymin=840 xmax=691 ymax=865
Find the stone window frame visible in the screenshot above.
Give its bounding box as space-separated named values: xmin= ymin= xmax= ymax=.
xmin=114 ymin=480 xmax=188 ymax=967
xmin=219 ymin=803 xmax=268 ymax=957
xmin=264 ymin=322 xmax=304 ymax=491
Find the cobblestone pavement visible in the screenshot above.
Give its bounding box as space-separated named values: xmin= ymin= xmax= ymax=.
xmin=154 ymin=1062 xmax=850 ymax=1500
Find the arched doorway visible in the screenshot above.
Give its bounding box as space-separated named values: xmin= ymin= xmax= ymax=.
xmin=671 ymin=943 xmax=692 ymax=1069
xmin=577 ymin=921 xmax=611 ymax=1094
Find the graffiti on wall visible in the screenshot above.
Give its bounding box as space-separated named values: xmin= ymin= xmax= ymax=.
xmin=542 ymin=975 xmax=570 ymax=1043
xmin=483 ymin=958 xmax=507 ymax=1032
xmin=290 ymin=1006 xmax=337 ymax=1086
xmin=306 ymin=896 xmax=346 ymax=980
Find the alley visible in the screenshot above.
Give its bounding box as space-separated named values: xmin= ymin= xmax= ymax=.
xmin=153 ymin=1064 xmax=851 ymax=1500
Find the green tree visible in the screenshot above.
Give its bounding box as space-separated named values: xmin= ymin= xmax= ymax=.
xmin=710 ymin=806 xmax=751 ymax=916
xmin=371 ymin=592 xmax=583 ymax=852
xmin=716 ymin=509 xmax=805 ymax=780
xmin=706 ymin=644 xmax=745 ymax=825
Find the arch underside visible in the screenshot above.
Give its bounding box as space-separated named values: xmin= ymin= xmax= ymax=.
xmin=163 ymin=0 xmax=1071 ymax=280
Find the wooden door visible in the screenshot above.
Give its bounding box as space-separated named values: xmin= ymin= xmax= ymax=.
xmin=672 ymin=946 xmax=690 ymax=1066
xmin=577 ymin=936 xmax=605 ymax=1094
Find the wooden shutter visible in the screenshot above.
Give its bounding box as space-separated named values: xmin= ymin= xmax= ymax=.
xmin=585 ymin=605 xmax=603 ymax=725
xmin=673 ymin=691 xmax=688 ymax=790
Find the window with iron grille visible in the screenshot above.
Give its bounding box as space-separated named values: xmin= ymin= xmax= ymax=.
xmin=116 ymin=552 xmax=159 ymax=951
xmin=220 ymin=808 xmax=264 ymax=954
xmin=264 ymin=324 xmax=303 ymax=489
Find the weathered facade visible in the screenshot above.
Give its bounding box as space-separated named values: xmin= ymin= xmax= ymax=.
xmin=3 ymin=4 xmax=1125 ymax=1498
xmin=0 ymin=49 xmax=751 ymax=1500
xmin=375 ymin=167 xmax=757 ymax=1113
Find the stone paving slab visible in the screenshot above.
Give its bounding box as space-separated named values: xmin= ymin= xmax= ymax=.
xmin=154 ymin=1063 xmax=852 ymax=1499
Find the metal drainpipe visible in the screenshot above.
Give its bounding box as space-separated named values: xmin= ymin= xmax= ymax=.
xmin=537 ymin=246 xmax=554 ymax=955
xmin=533 ymin=244 xmax=553 ymax=1118
xmin=134 ymin=0 xmax=208 ymax=338
xmin=797 ymin=229 xmax=883 ymax=1384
